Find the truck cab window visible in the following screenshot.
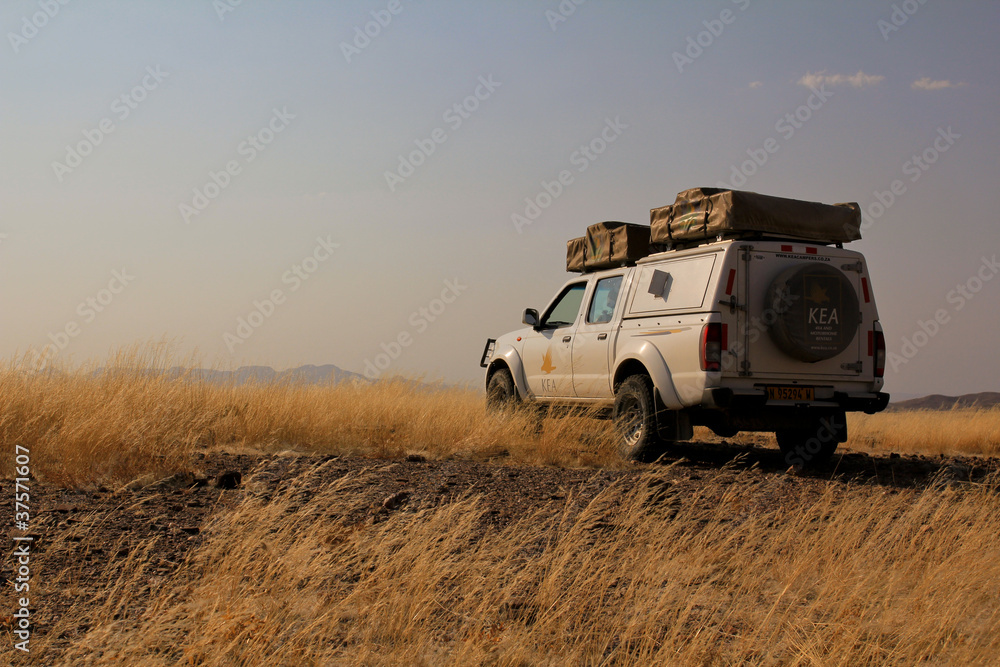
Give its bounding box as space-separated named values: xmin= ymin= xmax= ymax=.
xmin=587 ymin=275 xmax=623 ymax=324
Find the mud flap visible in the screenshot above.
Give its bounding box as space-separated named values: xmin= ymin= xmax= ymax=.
xmin=654 ymin=388 xmax=693 ymax=441
xmin=826 ymin=410 xmax=849 ymax=443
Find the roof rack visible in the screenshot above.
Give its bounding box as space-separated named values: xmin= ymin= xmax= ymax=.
xmin=652 ymin=231 xmax=846 ymax=253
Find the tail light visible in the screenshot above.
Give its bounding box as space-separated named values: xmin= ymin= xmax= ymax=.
xmin=872 ymin=327 xmax=886 ymax=378
xmin=701 ymin=323 xmax=725 ymax=372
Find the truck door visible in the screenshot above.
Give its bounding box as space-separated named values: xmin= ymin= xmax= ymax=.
xmin=522 ymin=281 xmax=588 ymax=399
xmin=572 ymin=273 xmax=625 ymax=398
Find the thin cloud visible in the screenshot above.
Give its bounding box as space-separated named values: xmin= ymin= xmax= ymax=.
xmin=748 ymin=81 xmax=763 ymax=89
xmin=797 ymin=70 xmax=884 ymax=89
xmin=912 ymin=77 xmax=967 ymax=91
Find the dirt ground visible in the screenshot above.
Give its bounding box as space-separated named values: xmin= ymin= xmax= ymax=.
xmin=3 ymin=441 xmax=998 ymax=661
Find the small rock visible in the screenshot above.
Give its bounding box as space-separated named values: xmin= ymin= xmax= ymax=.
xmin=406 ymin=454 xmax=426 ymax=463
xmin=644 ymin=478 xmax=674 ymax=505
xmin=382 ymin=491 xmax=410 ymax=511
xmin=215 ymin=471 xmax=242 ymax=490
xmin=124 ymin=474 xmax=156 ymax=492
xmin=930 ymin=463 xmax=970 ymax=490
xmin=150 ymin=472 xmax=196 ymax=490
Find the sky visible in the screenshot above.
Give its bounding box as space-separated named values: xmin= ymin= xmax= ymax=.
xmin=1 ymin=0 xmax=998 ymax=398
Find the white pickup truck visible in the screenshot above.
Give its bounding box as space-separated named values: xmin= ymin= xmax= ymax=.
xmin=480 ymin=236 xmax=889 ymax=466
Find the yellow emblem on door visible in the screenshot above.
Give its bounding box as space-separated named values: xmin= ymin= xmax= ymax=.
xmin=541 ymin=348 xmax=556 ymax=374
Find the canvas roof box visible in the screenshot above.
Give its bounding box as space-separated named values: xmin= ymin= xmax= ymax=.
xmin=650 ymin=187 xmax=861 ymax=245
xmin=566 ymin=236 xmax=586 ymax=272
xmin=584 ymin=221 xmax=650 ymax=271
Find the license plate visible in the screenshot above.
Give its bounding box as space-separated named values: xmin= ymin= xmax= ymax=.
xmin=766 ymin=386 xmax=814 ymax=402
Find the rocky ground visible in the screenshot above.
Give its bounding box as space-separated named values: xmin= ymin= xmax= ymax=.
xmin=3 ymin=441 xmax=998 ymax=660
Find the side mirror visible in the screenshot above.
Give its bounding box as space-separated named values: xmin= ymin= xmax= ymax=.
xmin=522 ymin=308 xmax=539 ymax=328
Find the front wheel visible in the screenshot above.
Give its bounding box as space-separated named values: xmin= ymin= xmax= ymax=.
xmin=486 ymin=367 xmax=517 ymax=412
xmin=613 ymin=375 xmax=668 ymax=462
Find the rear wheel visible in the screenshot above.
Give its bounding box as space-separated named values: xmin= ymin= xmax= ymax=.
xmin=776 ymin=426 xmax=839 ymax=468
xmin=613 ymin=375 xmax=668 ymax=462
xmin=486 ymin=368 xmax=517 ymax=412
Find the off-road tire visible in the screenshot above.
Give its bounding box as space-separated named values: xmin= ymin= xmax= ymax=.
xmin=613 ymin=375 xmax=668 ymax=462
xmin=486 ymin=367 xmax=517 ymax=412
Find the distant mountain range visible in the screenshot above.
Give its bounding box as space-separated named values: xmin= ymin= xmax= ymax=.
xmin=167 ymin=364 xmax=369 ymax=385
xmin=888 ymin=392 xmax=1000 ymax=411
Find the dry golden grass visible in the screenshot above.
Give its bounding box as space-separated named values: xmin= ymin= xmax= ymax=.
xmin=0 ymin=348 xmax=620 ymax=488
xmin=40 ymin=465 xmax=1000 ymax=666
xmin=1 ymin=347 xmax=998 ymax=488
xmin=700 ymin=408 xmax=1000 ymax=459
xmin=4 ymin=350 xmax=1000 ymax=664
xmin=847 ymin=409 xmax=1000 ymax=457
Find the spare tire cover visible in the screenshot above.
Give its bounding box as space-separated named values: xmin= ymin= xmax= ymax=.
xmin=766 ymin=263 xmax=859 ymax=362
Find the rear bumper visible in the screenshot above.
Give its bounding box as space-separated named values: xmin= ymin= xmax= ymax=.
xmin=704 ymin=388 xmax=890 ymax=414
xmin=834 ymin=391 xmax=890 ymax=414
